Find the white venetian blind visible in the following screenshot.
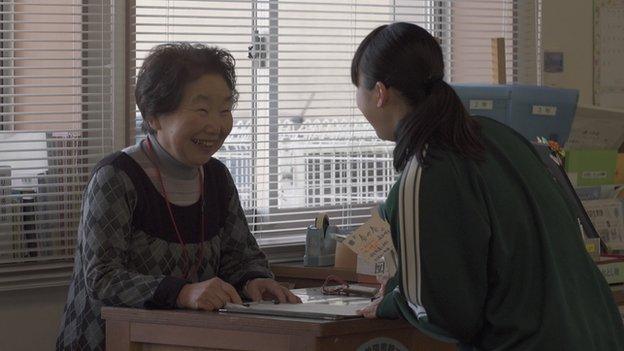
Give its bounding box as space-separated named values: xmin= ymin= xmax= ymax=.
xmin=0 ymin=0 xmax=116 ymax=290
xmin=131 ymin=0 xmax=540 ymax=249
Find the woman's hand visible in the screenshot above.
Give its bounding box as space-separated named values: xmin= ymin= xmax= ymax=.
xmin=243 ymin=278 xmax=302 ymax=303
xmin=176 ymin=277 xmax=243 ymax=310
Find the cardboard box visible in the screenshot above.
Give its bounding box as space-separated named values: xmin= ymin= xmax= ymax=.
xmin=334 ymin=242 xmax=357 ymax=270
xmin=565 ymin=149 xmax=617 ymax=186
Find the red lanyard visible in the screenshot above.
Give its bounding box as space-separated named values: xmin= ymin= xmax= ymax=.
xmin=144 ymin=136 xmax=205 ymax=281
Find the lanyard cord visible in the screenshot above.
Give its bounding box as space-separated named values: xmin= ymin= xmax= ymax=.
xmin=144 ymin=136 xmax=205 ymax=280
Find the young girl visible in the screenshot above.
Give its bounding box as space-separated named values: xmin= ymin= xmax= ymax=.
xmin=353 ymin=22 xmax=624 ymax=351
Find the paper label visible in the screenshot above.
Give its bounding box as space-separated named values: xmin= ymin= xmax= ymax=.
xmin=581 ymin=171 xmax=609 ymax=180
xmin=532 ymin=105 xmax=557 ymax=116
xmin=469 ymin=99 xmax=494 ymax=110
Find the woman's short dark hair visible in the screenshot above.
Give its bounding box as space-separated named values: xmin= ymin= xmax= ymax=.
xmin=351 ymin=22 xmax=484 ymax=171
xmin=135 ymin=42 xmax=239 ymax=134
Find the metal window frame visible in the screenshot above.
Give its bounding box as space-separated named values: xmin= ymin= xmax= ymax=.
xmin=0 ymin=2 xmax=15 ymax=131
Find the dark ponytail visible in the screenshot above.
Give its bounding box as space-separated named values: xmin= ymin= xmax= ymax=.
xmin=393 ymin=80 xmax=484 ymax=171
xmin=351 ymin=22 xmax=484 ymax=171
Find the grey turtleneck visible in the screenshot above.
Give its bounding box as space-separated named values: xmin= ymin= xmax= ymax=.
xmin=122 ymin=135 xmax=201 ymax=206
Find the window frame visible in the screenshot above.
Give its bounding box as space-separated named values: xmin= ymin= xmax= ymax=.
xmin=0 ymin=0 xmax=121 ymax=291
xmin=0 ymin=2 xmax=14 ymax=132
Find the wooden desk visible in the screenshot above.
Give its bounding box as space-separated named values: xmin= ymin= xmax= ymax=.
xmin=102 ymin=307 xmax=455 ymax=351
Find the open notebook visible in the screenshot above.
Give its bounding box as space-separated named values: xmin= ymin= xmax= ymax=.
xmin=219 ymin=287 xmax=373 ymax=320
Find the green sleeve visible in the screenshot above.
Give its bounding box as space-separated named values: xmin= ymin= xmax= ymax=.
xmin=375 ymin=199 xmax=402 ymax=319
xmin=376 ymin=275 xmax=400 ymax=319
xmin=417 ymin=153 xmax=491 ymax=343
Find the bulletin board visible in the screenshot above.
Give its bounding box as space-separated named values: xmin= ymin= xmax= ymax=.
xmin=594 ymin=0 xmax=624 ymax=108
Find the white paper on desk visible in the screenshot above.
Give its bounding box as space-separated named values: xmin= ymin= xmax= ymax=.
xmin=343 ymin=207 xmax=395 ymax=264
xmin=566 ymin=106 xmax=624 ymax=149
xmin=582 ymin=199 xmax=624 ymax=250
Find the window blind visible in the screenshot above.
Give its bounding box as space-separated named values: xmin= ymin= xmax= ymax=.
xmin=131 ymin=0 xmax=540 ymax=251
xmin=0 ymin=0 xmax=540 ymax=291
xmin=0 ymin=0 xmax=116 ymax=290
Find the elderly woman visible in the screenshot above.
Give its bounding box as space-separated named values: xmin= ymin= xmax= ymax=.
xmin=56 ymin=43 xmax=298 ymax=351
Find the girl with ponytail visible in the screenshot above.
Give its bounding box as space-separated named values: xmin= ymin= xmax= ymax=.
xmin=352 ymin=22 xmax=624 ymax=351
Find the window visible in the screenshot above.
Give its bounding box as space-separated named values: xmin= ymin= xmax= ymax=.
xmin=304 ymin=151 xmax=392 ymax=207
xmin=131 ymin=0 xmax=540 ymax=250
xmin=0 ymin=1 xmax=115 ymax=290
xmin=0 ymin=0 xmax=540 ymax=289
xmin=444 ymin=0 xmax=540 ymax=84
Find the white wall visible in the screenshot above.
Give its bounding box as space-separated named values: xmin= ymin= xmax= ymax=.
xmin=541 ymin=0 xmax=594 ymax=105
xmin=0 ymin=286 xmax=68 ymax=351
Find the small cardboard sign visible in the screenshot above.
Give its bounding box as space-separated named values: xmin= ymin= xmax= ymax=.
xmin=343 ymin=207 xmax=394 ymax=264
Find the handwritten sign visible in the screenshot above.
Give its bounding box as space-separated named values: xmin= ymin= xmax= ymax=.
xmin=343 ymin=207 xmax=395 ymax=263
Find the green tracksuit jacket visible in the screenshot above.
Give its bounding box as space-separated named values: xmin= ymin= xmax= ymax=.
xmin=377 ymin=117 xmax=624 ymax=350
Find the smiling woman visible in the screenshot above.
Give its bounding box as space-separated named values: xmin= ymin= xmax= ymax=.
xmin=55 ymin=43 xmax=299 ymax=351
